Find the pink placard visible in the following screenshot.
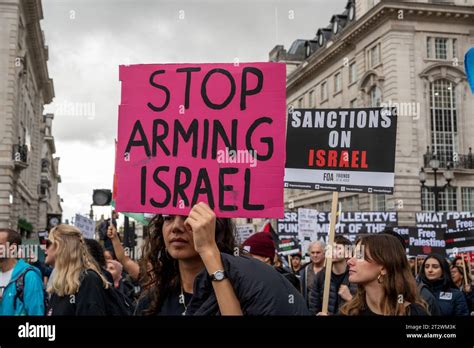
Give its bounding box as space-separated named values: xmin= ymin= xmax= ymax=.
xmin=115 ymin=63 xmax=285 ymax=218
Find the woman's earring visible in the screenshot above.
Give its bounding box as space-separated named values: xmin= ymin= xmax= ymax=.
xmin=377 ymin=273 xmax=384 ymax=284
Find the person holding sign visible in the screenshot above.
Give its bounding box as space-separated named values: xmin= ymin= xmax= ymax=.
xmin=340 ymin=234 xmax=428 ymax=316
xmin=418 ymin=254 xmax=469 ymax=316
xmin=135 ymin=202 xmax=309 ymax=315
xmin=309 ymin=236 xmax=356 ymax=315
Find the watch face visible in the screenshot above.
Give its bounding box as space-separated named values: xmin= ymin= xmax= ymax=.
xmin=50 ymin=217 xmax=59 ymax=226
xmin=215 ymin=271 xmax=224 ymax=281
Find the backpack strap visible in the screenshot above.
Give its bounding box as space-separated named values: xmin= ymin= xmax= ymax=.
xmin=13 ymin=267 xmax=35 ymax=311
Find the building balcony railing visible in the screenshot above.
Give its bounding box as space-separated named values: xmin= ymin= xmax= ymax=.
xmin=12 ymin=144 xmax=28 ymax=169
xmin=423 ymin=147 xmax=474 ymax=170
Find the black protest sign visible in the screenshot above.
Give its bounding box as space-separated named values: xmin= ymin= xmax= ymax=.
xmin=393 ymin=226 xmax=410 ymax=252
xmin=315 ymin=211 xmax=398 ymax=243
xmin=276 ymin=237 xmax=301 ymax=256
xmin=416 ymin=211 xmax=474 ymax=228
xmin=284 ymin=107 xmax=397 ymax=194
xmin=445 ymin=217 xmax=474 ymax=255
xmin=277 ymin=211 xmax=298 ymax=237
xmin=408 ymin=227 xmax=446 ymax=256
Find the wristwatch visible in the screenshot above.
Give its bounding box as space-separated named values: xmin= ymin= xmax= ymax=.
xmin=209 ymin=270 xmax=227 ymax=282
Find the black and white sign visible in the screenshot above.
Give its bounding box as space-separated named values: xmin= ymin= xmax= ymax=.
xmin=416 ymin=211 xmax=474 ymax=228
xmin=408 ymin=227 xmax=446 ymax=256
xmin=284 ymin=108 xmax=397 ymax=193
xmin=445 ymin=217 xmax=474 ymax=256
xmin=277 ymin=211 xmax=299 ymax=237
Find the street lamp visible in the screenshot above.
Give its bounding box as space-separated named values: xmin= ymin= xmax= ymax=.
xmin=419 ymin=156 xmax=454 ymax=212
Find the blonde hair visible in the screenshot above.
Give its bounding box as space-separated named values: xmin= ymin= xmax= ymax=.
xmin=47 ymin=224 xmax=109 ymax=296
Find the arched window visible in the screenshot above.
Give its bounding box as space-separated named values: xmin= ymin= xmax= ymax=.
xmin=370 ymin=86 xmax=381 ymax=107
xmin=430 ymin=79 xmax=457 ymax=165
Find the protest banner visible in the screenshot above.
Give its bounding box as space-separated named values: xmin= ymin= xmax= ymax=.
xmin=297 ymin=208 xmax=319 ymax=254
xmin=445 ymin=217 xmax=474 ymax=257
xmin=235 ymin=224 xmax=255 ymax=246
xmin=393 ymin=226 xmax=410 ymax=253
xmin=115 ymin=63 xmax=286 ymax=218
xmin=284 ymin=107 xmax=397 ymax=193
xmin=315 ymin=211 xmax=398 ymax=243
xmin=277 ymin=211 xmax=298 ymax=237
xmin=276 ymin=237 xmax=301 ymax=256
xmin=415 ymin=211 xmax=474 ymax=228
xmin=408 ymin=227 xmax=446 ymax=256
xmin=74 ymin=214 xmax=96 ymax=239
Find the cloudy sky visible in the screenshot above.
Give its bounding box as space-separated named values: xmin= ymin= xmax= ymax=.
xmin=41 ymin=0 xmax=346 ymax=223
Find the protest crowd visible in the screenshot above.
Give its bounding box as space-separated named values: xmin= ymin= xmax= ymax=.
xmin=1 ymin=62 xmax=474 ymax=317
xmin=1 ymin=203 xmax=473 ymax=317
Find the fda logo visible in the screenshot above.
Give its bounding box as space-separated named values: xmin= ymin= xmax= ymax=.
xmin=315 ymin=184 xmax=320 ymax=189
xmin=341 ymin=187 xmax=345 ymax=192
xmin=368 ymin=188 xmax=373 ymax=193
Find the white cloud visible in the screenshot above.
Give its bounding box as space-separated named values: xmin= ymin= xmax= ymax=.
xmin=41 ymin=0 xmax=346 ymax=222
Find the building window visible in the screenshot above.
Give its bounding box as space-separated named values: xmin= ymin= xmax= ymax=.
xmin=370 ymin=86 xmax=382 ymax=107
xmin=321 ymin=81 xmax=328 ymax=101
xmin=422 ymin=187 xmax=457 ymax=211
xmin=421 ymin=189 xmax=435 ymax=211
xmin=435 ymin=38 xmax=448 ymax=60
xmin=370 ymin=45 xmax=380 ymax=67
xmin=427 ymin=37 xmax=433 ymax=59
xmin=462 ymin=187 xmax=474 ymax=211
xmin=372 ymin=195 xmax=386 ymax=211
xmin=430 ymin=79 xmax=457 ymax=165
xmin=350 ymin=99 xmax=357 ymax=108
xmin=341 ymin=196 xmax=359 ymax=211
xmin=349 ymin=62 xmax=357 ymax=84
xmin=309 ymin=90 xmax=315 ymax=108
xmin=452 ymin=38 xmax=457 ymax=59
xmin=334 ymin=72 xmax=342 ymax=93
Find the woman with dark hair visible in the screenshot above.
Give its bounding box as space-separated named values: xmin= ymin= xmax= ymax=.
xmin=134 ymin=202 xmax=309 ymax=315
xmin=450 ymin=265 xmax=474 ymax=313
xmin=418 ymin=254 xmax=469 ymax=316
xmin=340 ymin=234 xmax=428 ymax=316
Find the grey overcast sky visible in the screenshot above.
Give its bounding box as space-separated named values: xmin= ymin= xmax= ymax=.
xmin=41 ymin=0 xmax=346 ymax=222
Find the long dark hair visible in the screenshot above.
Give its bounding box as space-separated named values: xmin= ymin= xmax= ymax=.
xmin=419 ymin=253 xmax=456 ymax=291
xmin=139 ymin=214 xmax=236 ymax=315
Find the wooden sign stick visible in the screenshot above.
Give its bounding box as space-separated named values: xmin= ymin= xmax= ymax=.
xmin=321 ymin=192 xmax=339 ymax=315
xmin=461 ymin=254 xmax=469 ymax=288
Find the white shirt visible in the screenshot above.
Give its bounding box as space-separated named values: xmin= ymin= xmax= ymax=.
xmin=0 ymin=268 xmax=14 ymax=299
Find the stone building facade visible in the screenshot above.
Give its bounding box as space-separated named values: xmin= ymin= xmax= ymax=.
xmin=270 ymin=0 xmax=474 ymax=225
xmin=0 ymin=0 xmax=61 ymax=235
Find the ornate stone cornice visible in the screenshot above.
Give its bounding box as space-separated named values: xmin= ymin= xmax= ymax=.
xmin=286 ymin=1 xmax=474 ymax=95
xmin=22 ymin=0 xmax=54 ymax=104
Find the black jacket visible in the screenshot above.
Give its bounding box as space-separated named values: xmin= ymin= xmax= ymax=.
xmin=275 ymin=266 xmax=300 ymax=291
xmin=47 ymin=270 xmax=107 ymax=316
xmin=186 ymin=253 xmax=310 ymax=315
xmin=418 ymin=253 xmax=469 ymax=316
xmin=308 ymin=266 xmax=356 ymax=315
xmin=418 ymin=282 xmax=441 ymax=316
xmin=298 ymin=263 xmax=317 ymax=304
